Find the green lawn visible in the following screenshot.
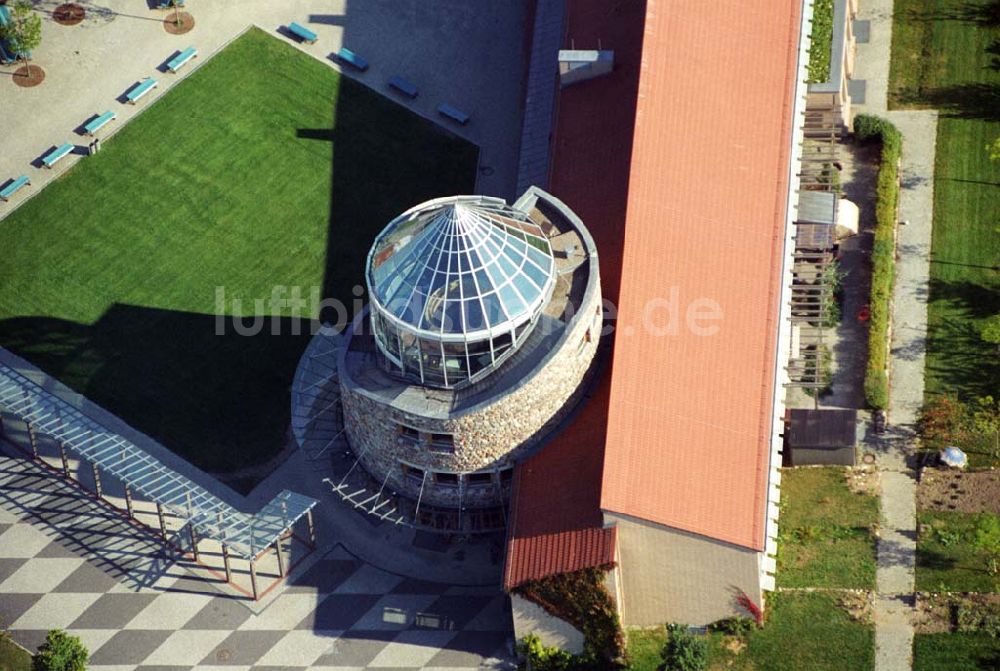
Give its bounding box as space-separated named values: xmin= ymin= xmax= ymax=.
xmin=888 ymin=0 xmax=1000 ymax=403
xmin=625 ymin=593 xmax=873 ymax=671
xmin=914 ymin=633 xmax=1000 ymax=671
xmin=776 ymin=467 xmax=879 ymax=588
xmin=0 ymin=636 xmax=31 ymax=671
xmin=0 ymin=28 xmax=477 ymax=483
xmin=916 ymin=511 xmax=1000 ymax=592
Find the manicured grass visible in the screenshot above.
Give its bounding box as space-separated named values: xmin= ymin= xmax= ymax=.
xmin=0 ymin=28 xmax=476 ymax=481
xmin=0 ymin=636 xmax=31 ymax=671
xmin=888 ymin=0 xmax=1000 ymax=403
xmin=625 ymin=628 xmax=667 ymax=671
xmin=914 ymin=632 xmax=1000 ymax=671
xmin=916 ymin=511 xmax=1000 ymax=592
xmin=624 ymin=593 xmax=873 ymax=671
xmin=776 ymin=467 xmax=879 ymax=588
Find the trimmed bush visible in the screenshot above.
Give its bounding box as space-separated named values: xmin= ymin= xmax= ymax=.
xmin=517 ymin=634 xmax=579 ymax=671
xmin=661 ymin=624 xmax=708 ymax=671
xmin=853 ymin=114 xmax=902 ymax=410
xmin=33 ymin=630 xmax=87 ymax=671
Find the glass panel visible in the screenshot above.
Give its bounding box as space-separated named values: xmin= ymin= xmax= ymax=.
xmin=420 ymin=338 xmax=445 ymax=385
xmin=442 ymin=300 xmax=464 ymax=334
xmin=400 ymin=331 xmax=421 ymax=378
xmin=492 ymin=331 xmax=513 ymax=358
xmin=467 ymin=339 xmax=493 ymax=378
xmin=521 ymin=258 xmax=550 ymax=292
xmin=498 ymin=284 xmax=526 ymax=316
xmin=463 ymin=298 xmax=486 ymax=332
xmin=481 ymin=292 xmax=505 ymax=326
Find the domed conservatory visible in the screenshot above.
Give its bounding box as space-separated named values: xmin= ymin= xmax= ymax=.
xmin=367 ymin=196 xmax=557 ymax=389
xmin=337 ymin=187 xmax=602 ymax=527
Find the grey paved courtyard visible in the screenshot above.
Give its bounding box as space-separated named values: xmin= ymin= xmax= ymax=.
xmin=0 ymin=447 xmax=514 ymax=670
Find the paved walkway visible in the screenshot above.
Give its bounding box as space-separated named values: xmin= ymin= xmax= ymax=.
xmin=852 ymin=0 xmax=939 ymax=668
xmin=0 ymin=0 xmax=528 ymax=220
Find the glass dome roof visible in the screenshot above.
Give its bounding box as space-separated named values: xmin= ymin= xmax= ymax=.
xmin=367 ymin=196 xmax=556 ymax=340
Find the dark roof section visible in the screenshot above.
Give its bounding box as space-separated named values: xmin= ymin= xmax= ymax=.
xmin=502 ymin=0 xmax=647 ymax=590
xmin=787 ymin=408 xmax=858 ymax=449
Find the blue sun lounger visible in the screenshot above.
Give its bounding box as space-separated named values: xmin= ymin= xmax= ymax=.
xmin=437 ymin=103 xmax=470 ymax=126
xmin=388 ymin=75 xmax=418 ymax=99
xmin=42 ymin=144 xmax=74 ymax=169
xmin=335 ymin=47 xmax=368 ymax=71
xmin=288 ymin=22 xmax=317 ymax=44
xmin=167 ymin=47 xmax=197 ymax=73
xmin=83 ymin=111 xmax=116 ymax=136
xmin=126 ymin=78 xmax=157 ymax=104
xmin=0 ymin=175 xmax=30 ymax=202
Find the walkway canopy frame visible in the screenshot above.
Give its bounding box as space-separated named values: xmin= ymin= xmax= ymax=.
xmin=0 ymin=365 xmax=317 ymax=560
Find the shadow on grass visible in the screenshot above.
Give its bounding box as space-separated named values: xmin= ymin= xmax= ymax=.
xmin=917 ymin=547 xmax=960 ymax=573
xmin=0 ymin=306 xmax=312 ymax=486
xmin=902 ymin=0 xmax=1000 ymax=26
xmin=926 ymin=278 xmax=1000 ymax=398
xmin=895 ymin=83 xmax=1000 ymax=120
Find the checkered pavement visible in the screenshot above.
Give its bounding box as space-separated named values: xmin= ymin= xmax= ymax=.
xmin=0 ymin=455 xmax=514 ymax=670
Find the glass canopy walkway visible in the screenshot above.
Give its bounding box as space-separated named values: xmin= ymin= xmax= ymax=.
xmin=0 ymin=363 xmax=317 ymax=598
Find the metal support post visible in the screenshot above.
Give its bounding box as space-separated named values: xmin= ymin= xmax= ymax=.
xmin=156 ymin=502 xmax=168 ymax=539
xmin=91 ymin=462 xmax=103 ymax=499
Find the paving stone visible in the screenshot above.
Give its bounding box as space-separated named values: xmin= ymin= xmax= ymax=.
xmin=69 ymin=593 xmax=159 ymax=629
xmin=89 ymin=630 xmax=174 ymax=665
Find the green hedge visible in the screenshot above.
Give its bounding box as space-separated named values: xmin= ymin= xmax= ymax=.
xmin=854 ymin=114 xmax=902 ymax=410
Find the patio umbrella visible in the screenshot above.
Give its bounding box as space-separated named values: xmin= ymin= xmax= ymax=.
xmin=939 ymin=446 xmax=968 ymax=469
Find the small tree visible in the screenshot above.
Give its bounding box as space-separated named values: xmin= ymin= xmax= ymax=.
xmin=988 ymin=137 xmax=1000 ymax=162
xmin=33 ymin=630 xmax=88 ymax=671
xmin=0 ymin=0 xmax=42 ymax=78
xmin=661 ymin=624 xmax=708 ymax=671
xmin=981 ymin=314 xmax=1000 ymax=353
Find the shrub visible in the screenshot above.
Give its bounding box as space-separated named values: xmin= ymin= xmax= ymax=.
xmin=920 ymin=395 xmax=1000 ymax=457
xmin=864 ymin=370 xmax=889 ymax=411
xmin=708 ymin=616 xmax=756 ymax=637
xmin=807 ymin=0 xmax=834 ymax=83
xmin=974 ymin=514 xmax=1000 ymax=555
xmin=853 ymin=114 xmax=902 ymax=410
xmin=517 ymin=634 xmax=579 ymax=671
xmin=661 ymin=624 xmax=708 ymax=671
xmin=33 ymin=630 xmax=87 ymax=671
xmin=956 ymin=602 xmax=1000 ymax=638
xmin=514 ymin=566 xmax=624 ymax=667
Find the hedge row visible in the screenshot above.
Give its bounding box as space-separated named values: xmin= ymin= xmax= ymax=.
xmin=854 ymin=114 xmax=902 ymax=410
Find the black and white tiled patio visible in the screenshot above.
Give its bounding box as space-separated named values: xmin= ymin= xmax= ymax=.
xmin=0 ymin=454 xmax=514 ymax=670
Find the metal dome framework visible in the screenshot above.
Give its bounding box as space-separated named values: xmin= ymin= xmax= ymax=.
xmin=366 ymin=195 xmax=556 ymax=389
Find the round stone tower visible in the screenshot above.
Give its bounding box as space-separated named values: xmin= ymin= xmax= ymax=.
xmin=338 ymin=187 xmax=602 ymax=515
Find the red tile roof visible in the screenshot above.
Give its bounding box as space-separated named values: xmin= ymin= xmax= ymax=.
xmin=600 ymin=0 xmax=802 ymax=550
xmin=505 ymin=0 xmax=801 ymax=586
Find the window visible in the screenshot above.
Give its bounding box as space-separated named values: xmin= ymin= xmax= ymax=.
xmin=402 ymin=464 xmax=425 ymax=482
xmin=428 ymin=433 xmax=455 ymax=453
xmin=435 ymin=472 xmax=459 ymax=486
xmin=467 ymin=472 xmax=493 ymax=487
xmin=398 ymin=425 xmax=420 ymax=445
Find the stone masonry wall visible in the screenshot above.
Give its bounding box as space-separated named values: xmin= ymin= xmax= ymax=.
xmin=341 ymin=278 xmax=603 ymax=508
